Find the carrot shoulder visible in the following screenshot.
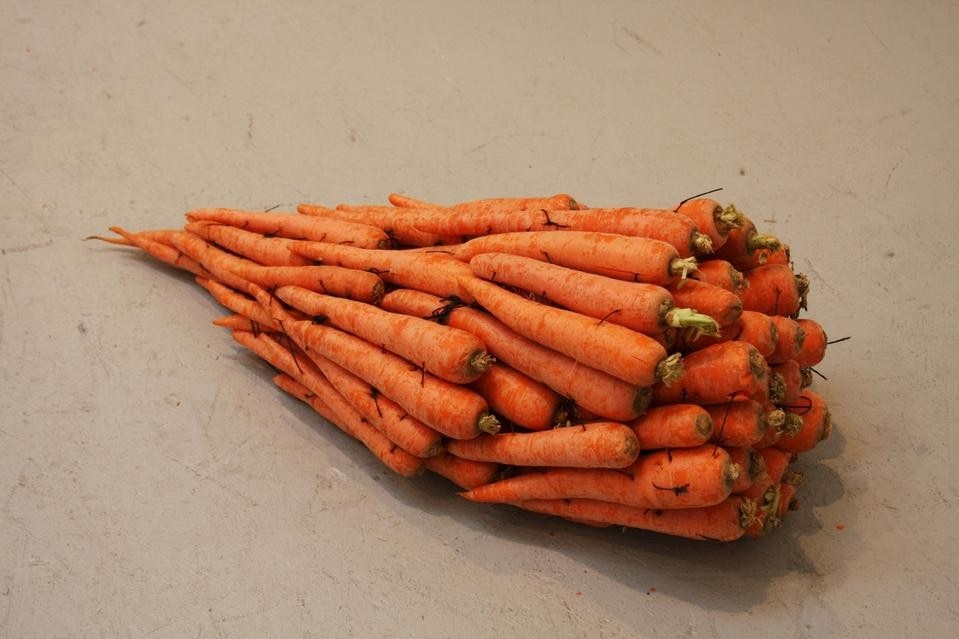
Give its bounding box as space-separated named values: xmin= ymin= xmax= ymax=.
xmin=470 ymin=362 xmax=567 ymax=431
xmin=653 ymin=341 xmax=769 ymax=405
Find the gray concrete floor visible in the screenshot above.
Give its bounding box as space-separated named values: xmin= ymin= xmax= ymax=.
xmin=2 ymin=1 xmax=957 ymax=637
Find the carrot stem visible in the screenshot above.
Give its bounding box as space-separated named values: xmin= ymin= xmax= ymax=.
xmin=716 ymin=204 xmax=745 ymax=234
xmin=691 ymin=232 xmax=714 ymax=255
xmin=746 ymin=233 xmax=781 ymax=252
xmin=664 ymin=307 xmax=720 ymax=336
xmin=654 ymin=352 xmax=684 ymax=386
xmin=669 ymin=256 xmax=698 ymax=279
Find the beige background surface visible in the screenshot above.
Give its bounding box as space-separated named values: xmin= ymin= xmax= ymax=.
xmin=2 ymin=1 xmax=957 ymax=637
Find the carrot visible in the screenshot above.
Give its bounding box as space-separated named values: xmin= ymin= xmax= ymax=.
xmin=184 ymin=220 xmax=310 ymax=267
xmin=726 ymin=447 xmax=765 ymax=493
xmin=424 ymin=452 xmax=503 ymax=490
xmin=740 ymin=264 xmax=809 ymax=317
xmin=763 ymin=371 xmax=787 ymax=406
xmin=288 ymin=241 xmax=476 ymax=302
xmin=776 ymin=390 xmax=831 ymax=453
xmin=754 ymin=411 xmax=803 ymax=449
xmin=270 ymin=373 xmax=424 ymax=477
xmin=390 ymin=193 xmax=583 ymax=214
xmin=250 ymin=285 xmax=498 ymax=440
xmin=713 ymin=217 xmax=782 ymax=270
xmin=757 ymin=447 xmax=792 ymax=484
xmin=89 ymin=227 xmax=214 ymax=278
xmin=171 ymin=232 xmax=385 ymax=302
xmin=447 ymin=422 xmax=640 ymax=469
xmin=298 ymin=203 xmax=457 ymax=247
xmin=653 ymin=341 xmax=768 ymax=405
xmin=212 ymin=314 xmax=275 ymax=333
xmin=450 ymin=231 xmax=697 ymax=287
xmin=675 ymin=198 xmax=745 ymax=249
xmin=514 ymin=495 xmax=753 ymax=541
xmin=768 ymin=316 xmax=806 ymax=365
xmin=459 ymin=275 xmax=682 ymax=387
xmin=274 ymin=285 xmax=491 ymax=384
xmin=380 ymin=289 xmax=651 ymax=421
xmin=705 ymin=400 xmax=783 ymax=447
xmin=666 ymin=279 xmax=743 ymax=326
xmin=470 ymin=362 xmax=568 ymax=431
xmin=463 ymin=445 xmax=738 ymax=510
xmin=736 ymin=243 xmax=791 ymax=271
xmin=796 ymin=318 xmax=827 ymax=366
xmin=692 ymin=259 xmax=746 ymax=294
xmin=772 ymin=360 xmax=804 ymax=403
xmin=196 ymin=276 xmax=294 ymax=332
xmin=185 ymin=207 xmax=391 ymax=249
xmin=742 ymin=475 xmax=781 ymax=536
xmin=678 ymin=310 xmax=779 ymax=358
xmin=629 ymin=404 xmax=713 ymax=449
xmin=388 ymin=193 xmax=438 ymax=209
xmin=776 ymin=482 xmax=799 ymax=520
xmin=468 ymin=252 xmax=718 ymax=336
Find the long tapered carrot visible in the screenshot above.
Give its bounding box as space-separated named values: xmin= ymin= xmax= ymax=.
xmin=447 ymin=422 xmax=640 ymax=469
xmin=184 ymin=220 xmax=310 ymax=267
xmin=463 ymin=445 xmax=738 ymax=509
xmin=653 ymin=341 xmax=769 ymax=405
xmin=196 ymin=276 xmax=293 ymax=332
xmin=389 ymin=193 xmax=583 ymax=213
xmin=776 ymin=390 xmax=831 ymax=453
xmin=666 ymin=279 xmax=743 ymax=326
xmin=297 ymin=203 xmax=456 ymax=247
xmin=449 ymin=231 xmax=697 ymax=286
xmin=380 ymin=289 xmax=651 ymax=421
xmin=274 ymin=285 xmax=491 ymax=384
xmin=726 ymin=447 xmax=765 ymax=493
xmin=514 ymin=495 xmax=753 ymax=541
xmin=424 ymin=452 xmax=503 ymax=490
xmin=459 ymin=276 xmax=682 ymax=387
xmin=212 ymin=314 xmax=281 ymax=333
xmin=185 ymin=208 xmax=391 ymax=248
xmin=629 ymin=404 xmax=713 ymax=449
xmin=675 ymin=198 xmax=745 ymax=249
xmin=249 ymin=285 xmax=498 ymax=440
xmin=796 ymin=318 xmax=827 ymax=366
xmin=288 ymin=241 xmax=477 ymax=302
xmin=85 ymin=228 xmax=182 ymax=247
xmin=470 ymin=362 xmax=568 ymax=431
xmin=88 ymin=227 xmax=214 ymax=278
xmin=740 ymin=263 xmax=809 ymax=317
xmin=468 ymin=252 xmax=718 ymax=336
xmin=705 ymin=400 xmax=784 ymax=448
xmin=692 ymin=259 xmax=746 ymax=294
xmin=270 ymin=373 xmax=424 ymax=477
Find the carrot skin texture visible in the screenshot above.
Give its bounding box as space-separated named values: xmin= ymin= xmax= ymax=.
xmin=705 ymin=400 xmax=769 ymax=447
xmin=776 ymin=390 xmax=831 ymax=453
xmin=424 ymin=453 xmax=502 ymax=490
xmin=757 ymin=447 xmax=792 ymax=485
xmin=693 ymin=259 xmax=746 ymax=294
xmin=740 ymin=264 xmax=803 ymax=317
xmin=768 ymin=316 xmax=806 ymax=365
xmin=796 ymin=318 xmax=827 ymax=366
xmin=772 ymin=360 xmax=804 ymax=404
xmin=184 ymin=220 xmax=310 ymax=267
xmin=726 ymin=446 xmax=763 ymax=493
xmin=629 ymin=404 xmax=713 ymax=449
xmin=679 ymin=310 xmax=778 ymax=358
xmin=447 ymin=422 xmax=640 ymax=469
xmin=297 ymin=203 xmax=455 ymax=247
xmin=196 ymin=276 xmax=288 ymax=331
xmin=667 ymin=279 xmax=743 ymax=326
xmin=392 ymin=193 xmax=580 ymax=214
xmin=186 ymin=208 xmax=391 ymax=248
xmin=653 ymin=341 xmax=768 ymax=405
xmin=470 ymin=362 xmax=565 ymax=431
xmin=676 ymin=198 xmax=740 ymax=248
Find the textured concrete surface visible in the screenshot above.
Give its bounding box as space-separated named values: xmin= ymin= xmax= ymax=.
xmin=2 ymin=1 xmax=957 ymax=637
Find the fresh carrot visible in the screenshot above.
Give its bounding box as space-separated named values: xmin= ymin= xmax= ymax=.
xmin=740 ymin=263 xmax=809 ymax=317
xmin=629 ymin=404 xmax=713 ymax=449
xmin=288 ymin=241 xmax=477 ymax=302
xmin=447 ymin=422 xmax=640 ymax=469
xmin=742 ymin=474 xmax=781 ymax=537
xmin=184 ymin=220 xmax=310 ymax=267
xmin=736 ymin=243 xmax=791 ymax=271
xmin=713 ymin=217 xmax=782 ymax=270
xmin=776 ymin=390 xmax=831 ymax=453
xmin=388 ymin=193 xmax=438 ymax=209
xmin=171 ymin=232 xmax=385 ymax=302
xmin=675 ymin=198 xmax=745 ymax=249
xmin=768 ymin=316 xmax=807 ymax=365
xmin=185 ymin=208 xmax=391 ymax=249
xmin=380 ymin=289 xmax=650 ymax=421
xmin=692 ymin=259 xmax=747 ymax=294
xmin=85 ymin=228 xmax=182 ymax=246
xmin=274 ymin=285 xmax=491 ymax=384
xmin=462 ymin=445 xmax=738 ymax=510
xmin=678 ymin=310 xmax=779 ymax=358
xmin=470 ymin=362 xmax=568 ymax=431
xmin=763 ymin=371 xmax=787 ymax=406
xmin=726 ymin=447 xmax=764 ymax=493
xmin=196 ymin=276 xmax=294 ymax=332
xmin=270 ymin=373 xmax=424 ymax=477
xmin=772 ymin=360 xmax=804 ymax=403
xmin=705 ymin=400 xmax=783 ymax=448
xmin=514 ymin=495 xmax=753 ymax=541
xmin=776 ymin=482 xmax=799 ymax=520
xmin=666 ymin=279 xmax=743 ymax=326
xmin=449 ymin=231 xmax=697 ymax=287
xmin=754 ymin=411 xmax=803 ymax=449
xmin=796 ymin=318 xmax=827 ymax=366
xmin=298 ymin=203 xmax=457 ymax=247
xmin=757 ymin=447 xmax=792 ymax=485
xmin=653 ymin=341 xmax=768 ymax=405
xmin=250 ymin=285 xmax=498 ymax=440
xmin=88 ymin=227 xmax=214 ymax=278
xmin=469 ymin=252 xmax=718 ymax=336
xmin=424 ymin=452 xmax=503 ymax=490
xmin=389 ymin=193 xmax=583 ymax=213
xmin=211 ymin=314 xmax=274 ymax=333
xmin=459 ymin=275 xmax=682 ymax=387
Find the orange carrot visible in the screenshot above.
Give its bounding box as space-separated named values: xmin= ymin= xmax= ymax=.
xmin=768 ymin=316 xmax=806 ymax=364
xmin=89 ymin=227 xmax=214 ymax=278
xmin=389 ymin=193 xmax=582 ymax=213
xmin=470 ymin=362 xmax=568 ymax=431
xmin=184 ymin=220 xmax=310 ymax=267
xmin=212 ymin=314 xmax=275 ymax=333
xmin=776 ymin=390 xmax=831 ymax=453
xmin=424 ymin=452 xmax=503 ymax=490
xmin=629 ymin=404 xmax=713 ymax=449
xmin=468 ymin=252 xmax=718 ymax=336
xmin=463 ymin=445 xmax=738 ymax=509
xmin=185 ymin=207 xmax=391 ymax=248
xmin=772 ymin=360 xmax=804 ymax=404
xmin=754 ymin=410 xmax=802 ymax=449
xmin=274 ymin=285 xmax=491 ymax=384
xmin=713 ymin=217 xmax=782 ymax=270
xmin=757 ymin=447 xmax=792 ymax=484
xmin=450 ymin=231 xmax=697 ymax=286
xmin=86 ymin=228 xmax=182 ymax=247
xmin=705 ymin=400 xmax=784 ymax=447
xmin=459 ymin=275 xmax=682 ymax=387
xmin=675 ymin=198 xmax=745 ymax=249
xmin=250 ymin=286 xmax=498 ymax=440
xmin=692 ymin=259 xmax=746 ymax=294
xmin=653 ymin=341 xmax=769 ymax=405
xmin=667 ymin=279 xmax=743 ymax=326
xmin=678 ymin=310 xmax=779 ymax=358
xmin=740 ymin=264 xmax=809 ymax=317
xmin=288 ymin=241 xmax=476 ymax=302
xmin=776 ymin=482 xmax=798 ymax=520
xmin=514 ymin=495 xmax=753 ymax=541
xmin=796 ymin=318 xmax=827 ymax=366
xmin=742 ymin=474 xmax=780 ymax=537
xmin=447 ymin=422 xmax=640 ymax=469
xmin=270 ymin=373 xmax=424 ymax=477
xmin=726 ymin=447 xmax=764 ymax=493
xmin=298 ymin=203 xmax=456 ymax=247
xmin=388 ymin=193 xmax=438 ymax=209
xmin=380 ymin=289 xmax=651 ymax=421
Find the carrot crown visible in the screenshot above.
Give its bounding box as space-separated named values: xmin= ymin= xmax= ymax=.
xmin=716 ymin=204 xmax=746 ymax=234
xmin=654 ymin=353 xmax=684 ymax=386
xmin=664 ymin=307 xmax=720 ymax=337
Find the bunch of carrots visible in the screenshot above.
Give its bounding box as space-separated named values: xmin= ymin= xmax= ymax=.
xmin=89 ymin=189 xmax=836 ymax=542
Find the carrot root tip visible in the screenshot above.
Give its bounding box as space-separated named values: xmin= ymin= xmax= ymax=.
xmin=655 ymin=352 xmax=685 ymax=386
